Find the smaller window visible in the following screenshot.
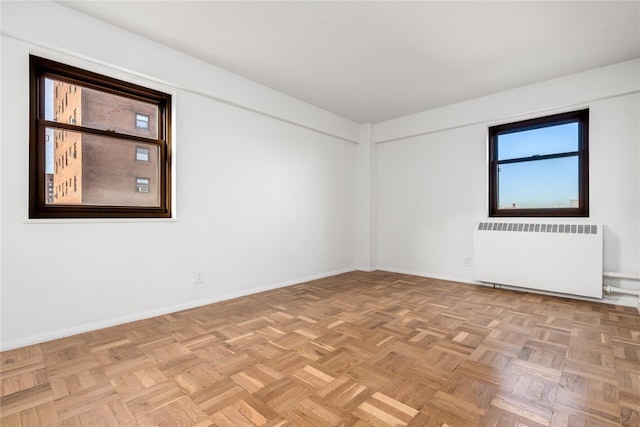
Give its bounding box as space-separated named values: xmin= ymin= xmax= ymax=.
xmin=489 ymin=109 xmax=589 ymax=217
xmin=136 ymin=146 xmax=149 ymax=162
xmin=136 ymin=177 xmax=150 ymax=193
xmin=135 ymin=113 xmax=149 ymax=130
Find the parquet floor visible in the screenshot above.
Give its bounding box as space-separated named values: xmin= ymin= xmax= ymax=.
xmin=1 ymin=271 xmax=639 ymax=426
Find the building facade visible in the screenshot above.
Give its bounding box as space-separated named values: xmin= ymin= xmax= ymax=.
xmin=51 ymin=81 xmax=159 ymax=206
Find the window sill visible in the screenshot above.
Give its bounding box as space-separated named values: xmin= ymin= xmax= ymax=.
xmin=23 ymin=217 xmax=177 ymax=224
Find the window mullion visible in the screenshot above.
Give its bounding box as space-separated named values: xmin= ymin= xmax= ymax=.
xmin=497 ymin=151 xmax=580 ymax=165
xmin=38 ymin=119 xmax=163 ymax=146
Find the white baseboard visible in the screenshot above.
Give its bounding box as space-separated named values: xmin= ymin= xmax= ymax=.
xmin=377 ymin=266 xmax=479 ymax=286
xmin=0 ymin=266 xmax=357 ymax=351
xmin=354 ymin=265 xmax=377 ymax=272
xmin=377 ymin=266 xmax=639 ymax=309
xmin=4 ymin=266 xmax=635 ymax=351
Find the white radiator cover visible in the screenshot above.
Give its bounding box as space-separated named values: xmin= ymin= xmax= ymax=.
xmin=473 ymin=222 xmax=603 ymax=298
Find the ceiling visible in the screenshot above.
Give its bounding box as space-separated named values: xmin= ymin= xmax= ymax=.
xmin=57 ymin=1 xmax=640 ymax=124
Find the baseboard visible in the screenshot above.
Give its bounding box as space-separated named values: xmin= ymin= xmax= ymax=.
xmin=354 ymin=265 xmax=377 ymax=272
xmin=5 ymin=266 xmax=635 ymax=350
xmin=376 ymin=266 xmax=639 ymax=309
xmin=377 ymin=266 xmax=479 ymax=286
xmin=0 ymin=266 xmax=357 ymax=351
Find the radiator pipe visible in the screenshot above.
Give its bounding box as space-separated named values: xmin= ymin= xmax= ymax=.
xmin=603 ymin=271 xmax=640 ymax=281
xmin=603 ymin=285 xmax=640 ymax=296
xmin=602 ymin=272 xmax=640 ymax=300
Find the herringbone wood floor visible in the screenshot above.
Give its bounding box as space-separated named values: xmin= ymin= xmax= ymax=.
xmin=1 ymin=271 xmax=639 ymax=426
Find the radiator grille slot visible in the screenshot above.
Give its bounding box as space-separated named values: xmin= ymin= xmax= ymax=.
xmin=478 ymin=222 xmax=598 ymax=235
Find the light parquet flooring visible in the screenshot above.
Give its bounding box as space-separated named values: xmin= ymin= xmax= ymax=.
xmin=2 ymin=271 xmax=639 ymax=426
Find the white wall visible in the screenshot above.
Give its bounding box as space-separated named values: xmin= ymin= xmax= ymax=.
xmin=0 ymin=1 xmax=360 ymax=349
xmin=2 ymin=2 xmax=638 ymax=350
xmin=374 ymin=59 xmax=640 ymax=305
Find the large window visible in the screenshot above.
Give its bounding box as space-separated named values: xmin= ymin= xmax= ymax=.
xmin=29 ymin=56 xmax=172 ymax=218
xmin=488 ymin=109 xmax=589 ymax=217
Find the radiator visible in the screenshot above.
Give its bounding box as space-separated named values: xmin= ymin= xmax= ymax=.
xmin=473 ymin=222 xmax=603 ymax=298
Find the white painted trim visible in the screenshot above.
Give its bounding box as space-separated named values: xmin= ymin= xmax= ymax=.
xmin=23 ymin=218 xmax=179 ymax=224
xmin=0 ymin=267 xmax=357 ymax=351
xmin=377 ymin=266 xmax=479 ymax=286
xmin=377 ymin=267 xmax=639 ymax=309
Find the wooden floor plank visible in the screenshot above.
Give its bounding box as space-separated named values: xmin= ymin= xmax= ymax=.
xmin=1 ymin=270 xmax=638 ymax=426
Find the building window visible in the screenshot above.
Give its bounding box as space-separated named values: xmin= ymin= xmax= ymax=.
xmin=488 ymin=109 xmax=589 ymax=217
xmin=136 ymin=146 xmax=149 ymax=162
xmin=29 ymin=55 xmax=172 ymax=218
xmin=135 ymin=113 xmax=149 ymax=130
xmin=136 ymin=177 xmax=150 ymax=193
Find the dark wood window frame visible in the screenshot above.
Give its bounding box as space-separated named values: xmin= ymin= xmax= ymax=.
xmin=488 ymin=109 xmax=589 ymax=217
xmin=29 ymin=55 xmax=172 ymax=219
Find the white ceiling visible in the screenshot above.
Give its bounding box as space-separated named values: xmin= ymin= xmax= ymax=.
xmin=57 ymin=1 xmax=640 ymax=124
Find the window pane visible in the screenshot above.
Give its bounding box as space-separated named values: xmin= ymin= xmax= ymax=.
xmin=44 ymin=78 xmax=158 ymax=138
xmin=498 ymin=156 xmax=579 ymax=209
xmin=136 ymin=146 xmax=149 ymax=161
xmin=45 ymin=127 xmax=160 ymax=207
xmin=497 ymin=122 xmax=578 ymax=160
xmin=136 ymin=113 xmax=149 ymax=129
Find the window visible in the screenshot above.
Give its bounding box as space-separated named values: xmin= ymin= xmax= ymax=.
xmin=135 ymin=113 xmax=149 ymax=130
xmin=488 ymin=109 xmax=589 ymax=217
xmin=136 ymin=146 xmax=149 ymax=162
xmin=29 ymin=55 xmax=171 ymax=218
xmin=136 ymin=177 xmax=150 ymax=193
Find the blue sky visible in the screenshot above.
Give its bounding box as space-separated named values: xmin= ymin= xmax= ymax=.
xmin=497 ymin=122 xmax=579 ymax=208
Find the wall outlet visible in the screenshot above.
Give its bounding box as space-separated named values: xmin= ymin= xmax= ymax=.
xmin=194 ymin=271 xmax=204 ymax=284
xmin=464 ymin=257 xmax=472 ymax=267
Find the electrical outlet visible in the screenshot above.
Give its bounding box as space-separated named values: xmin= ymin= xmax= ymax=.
xmin=194 ymin=271 xmax=204 ymax=284
xmin=464 ymin=257 xmax=472 ymax=267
